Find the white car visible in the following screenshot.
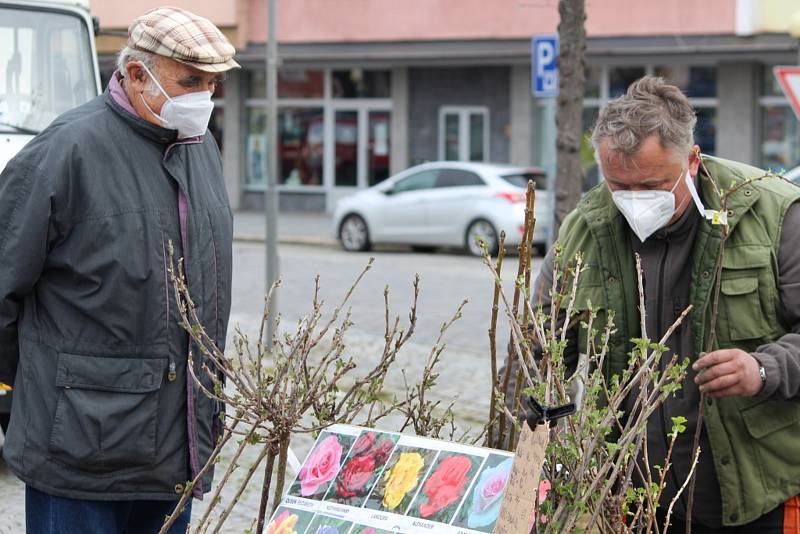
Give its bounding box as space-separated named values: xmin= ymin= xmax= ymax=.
xmin=783 ymin=165 xmax=800 ymax=183
xmin=333 ymin=162 xmax=550 ymax=256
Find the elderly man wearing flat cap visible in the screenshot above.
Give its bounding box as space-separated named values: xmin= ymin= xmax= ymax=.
xmin=0 ymin=7 xmax=238 ymax=533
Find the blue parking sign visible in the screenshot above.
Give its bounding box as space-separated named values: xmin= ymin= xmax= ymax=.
xmin=532 ymin=34 xmax=559 ymax=97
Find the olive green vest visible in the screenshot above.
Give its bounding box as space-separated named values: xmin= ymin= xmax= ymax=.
xmin=557 ymin=156 xmax=800 ymax=525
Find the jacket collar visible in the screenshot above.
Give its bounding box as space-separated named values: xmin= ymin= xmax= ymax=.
xmin=103 ymin=86 xmax=179 ymax=146
xmin=696 ymin=155 xmax=761 ymax=234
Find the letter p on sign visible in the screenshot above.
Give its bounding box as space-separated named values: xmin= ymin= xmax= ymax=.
xmin=533 ymin=34 xmax=559 ymax=98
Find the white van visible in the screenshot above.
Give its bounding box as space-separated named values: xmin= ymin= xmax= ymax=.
xmin=0 ymin=0 xmax=101 ymax=436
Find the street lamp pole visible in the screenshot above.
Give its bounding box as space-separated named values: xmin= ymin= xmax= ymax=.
xmin=264 ymin=0 xmax=279 ymax=343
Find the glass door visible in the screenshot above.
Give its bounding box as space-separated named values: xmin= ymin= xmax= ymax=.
xmin=367 ymin=110 xmax=391 ymax=186
xmin=332 ymin=106 xmax=392 ymax=188
xmin=438 ymin=106 xmax=489 ymax=162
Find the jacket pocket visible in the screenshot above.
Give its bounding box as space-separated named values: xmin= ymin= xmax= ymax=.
xmin=741 ymin=399 xmax=800 ymax=490
xmin=719 ymin=274 xmax=771 ymax=342
xmin=48 ymin=353 xmax=166 ymax=473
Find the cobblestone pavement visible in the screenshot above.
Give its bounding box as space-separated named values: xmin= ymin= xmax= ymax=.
xmin=0 ymin=243 xmax=541 ymax=532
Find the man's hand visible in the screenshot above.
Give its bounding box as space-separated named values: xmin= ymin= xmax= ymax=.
xmin=693 ymin=349 xmax=763 ymax=398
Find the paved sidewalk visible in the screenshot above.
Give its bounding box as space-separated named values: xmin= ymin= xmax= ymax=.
xmin=233 ymin=210 xmax=338 ymax=247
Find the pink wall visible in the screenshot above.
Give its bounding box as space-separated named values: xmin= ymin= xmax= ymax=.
xmin=92 ymin=0 xmax=237 ymax=30
xmin=246 ymin=0 xmax=735 ymax=44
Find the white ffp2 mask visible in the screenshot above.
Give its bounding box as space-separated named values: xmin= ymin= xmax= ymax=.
xmin=611 ymin=170 xmax=692 ymax=242
xmin=138 ymin=63 xmax=214 ymax=139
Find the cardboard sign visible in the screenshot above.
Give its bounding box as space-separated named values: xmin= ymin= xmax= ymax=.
xmin=493 ymin=424 xmax=550 ymax=534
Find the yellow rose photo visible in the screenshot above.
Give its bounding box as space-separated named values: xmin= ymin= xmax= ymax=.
xmin=362 ymin=446 xmax=439 ymax=515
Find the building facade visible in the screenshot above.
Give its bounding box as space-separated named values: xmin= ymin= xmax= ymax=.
xmin=92 ymin=0 xmax=800 ymax=212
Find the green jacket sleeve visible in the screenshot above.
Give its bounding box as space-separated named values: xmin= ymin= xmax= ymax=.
xmin=752 ymin=201 xmax=800 ymax=399
xmin=500 ymin=245 xmax=581 ymax=409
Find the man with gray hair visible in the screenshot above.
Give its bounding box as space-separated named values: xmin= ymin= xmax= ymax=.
xmin=513 ymin=76 xmax=800 ymax=531
xmin=0 ymin=6 xmax=238 ymax=533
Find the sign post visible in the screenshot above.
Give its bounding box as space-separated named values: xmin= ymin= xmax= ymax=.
xmin=532 ymin=34 xmax=559 ymax=98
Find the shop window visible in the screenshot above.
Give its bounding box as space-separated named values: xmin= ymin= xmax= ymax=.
xmin=332 ymin=69 xmax=391 ymax=98
xmin=584 ymin=65 xmax=601 ymax=99
xmin=609 ymin=67 xmax=646 ymax=97
xmin=246 ymin=107 xmax=324 ymax=187
xmin=249 ymin=68 xmax=324 ymax=99
xmin=368 ymin=111 xmax=391 ymax=186
xmin=695 ymin=107 xmax=716 ymax=155
xmin=245 ymin=109 xmax=267 ymax=187
xmin=655 ymin=65 xmax=716 ymax=97
xmin=334 ymin=110 xmax=358 ymax=186
xmin=279 ymin=108 xmax=324 ymax=185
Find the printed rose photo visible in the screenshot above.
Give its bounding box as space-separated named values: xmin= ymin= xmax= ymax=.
xmin=406 ymin=451 xmax=482 ymax=524
xmin=363 ymin=446 xmax=438 ymax=515
xmin=265 ymin=506 xmax=315 ymax=534
xmin=323 ymin=430 xmax=400 ymax=507
xmin=305 ymin=513 xmax=354 ymax=534
xmin=451 ymin=454 xmax=514 ymax=532
xmin=288 ymin=431 xmax=358 ymax=500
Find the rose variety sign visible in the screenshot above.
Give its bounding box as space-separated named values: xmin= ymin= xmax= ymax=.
xmin=266 ymin=425 xmax=517 ymax=534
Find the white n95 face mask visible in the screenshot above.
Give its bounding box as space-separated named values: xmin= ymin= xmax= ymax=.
xmin=138 ymin=63 xmax=214 ymax=139
xmin=611 ymin=170 xmax=685 ymax=242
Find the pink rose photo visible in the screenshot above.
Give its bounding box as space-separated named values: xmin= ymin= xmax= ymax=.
xmin=289 ymin=431 xmax=358 ymax=499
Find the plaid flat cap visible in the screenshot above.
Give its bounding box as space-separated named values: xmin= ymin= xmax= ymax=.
xmin=128 ymin=6 xmax=240 ymax=72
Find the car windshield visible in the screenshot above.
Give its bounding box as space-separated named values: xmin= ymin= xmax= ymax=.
xmin=501 ymin=172 xmax=547 ymax=190
xmin=0 ymin=7 xmax=96 ymax=134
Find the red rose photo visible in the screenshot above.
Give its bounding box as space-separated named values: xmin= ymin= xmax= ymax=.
xmin=323 ymin=430 xmax=400 ymax=507
xmin=406 ymin=451 xmax=482 ymax=524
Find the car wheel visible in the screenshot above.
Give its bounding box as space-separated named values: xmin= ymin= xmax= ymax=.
xmin=339 ymin=214 xmax=371 ymax=252
xmin=465 ymin=219 xmax=498 ymax=257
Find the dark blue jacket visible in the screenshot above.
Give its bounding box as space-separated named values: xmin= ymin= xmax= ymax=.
xmin=0 ymin=89 xmax=233 ymax=500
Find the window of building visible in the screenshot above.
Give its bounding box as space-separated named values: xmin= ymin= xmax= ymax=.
xmin=248 ymin=68 xmax=324 ymax=99
xmin=279 ymin=107 xmax=324 ymax=186
xmin=245 ymin=107 xmax=324 ymax=187
xmin=244 ymin=69 xmax=392 ymax=190
xmin=438 ymin=107 xmax=489 ymax=162
xmin=332 ymin=69 xmax=391 ymax=98
xmin=608 ymin=67 xmax=646 ymax=98
xmin=367 ymin=111 xmax=391 ymax=186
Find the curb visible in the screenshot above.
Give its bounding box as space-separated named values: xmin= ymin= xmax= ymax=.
xmin=233 ymin=233 xmax=339 ymax=248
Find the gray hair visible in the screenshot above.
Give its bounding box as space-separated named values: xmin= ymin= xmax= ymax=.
xmin=590 ymin=76 xmax=696 ymax=162
xmin=116 ymin=46 xmax=161 ymax=97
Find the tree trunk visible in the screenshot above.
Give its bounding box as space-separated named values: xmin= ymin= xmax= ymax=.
xmin=553 ymin=0 xmax=587 ymax=238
